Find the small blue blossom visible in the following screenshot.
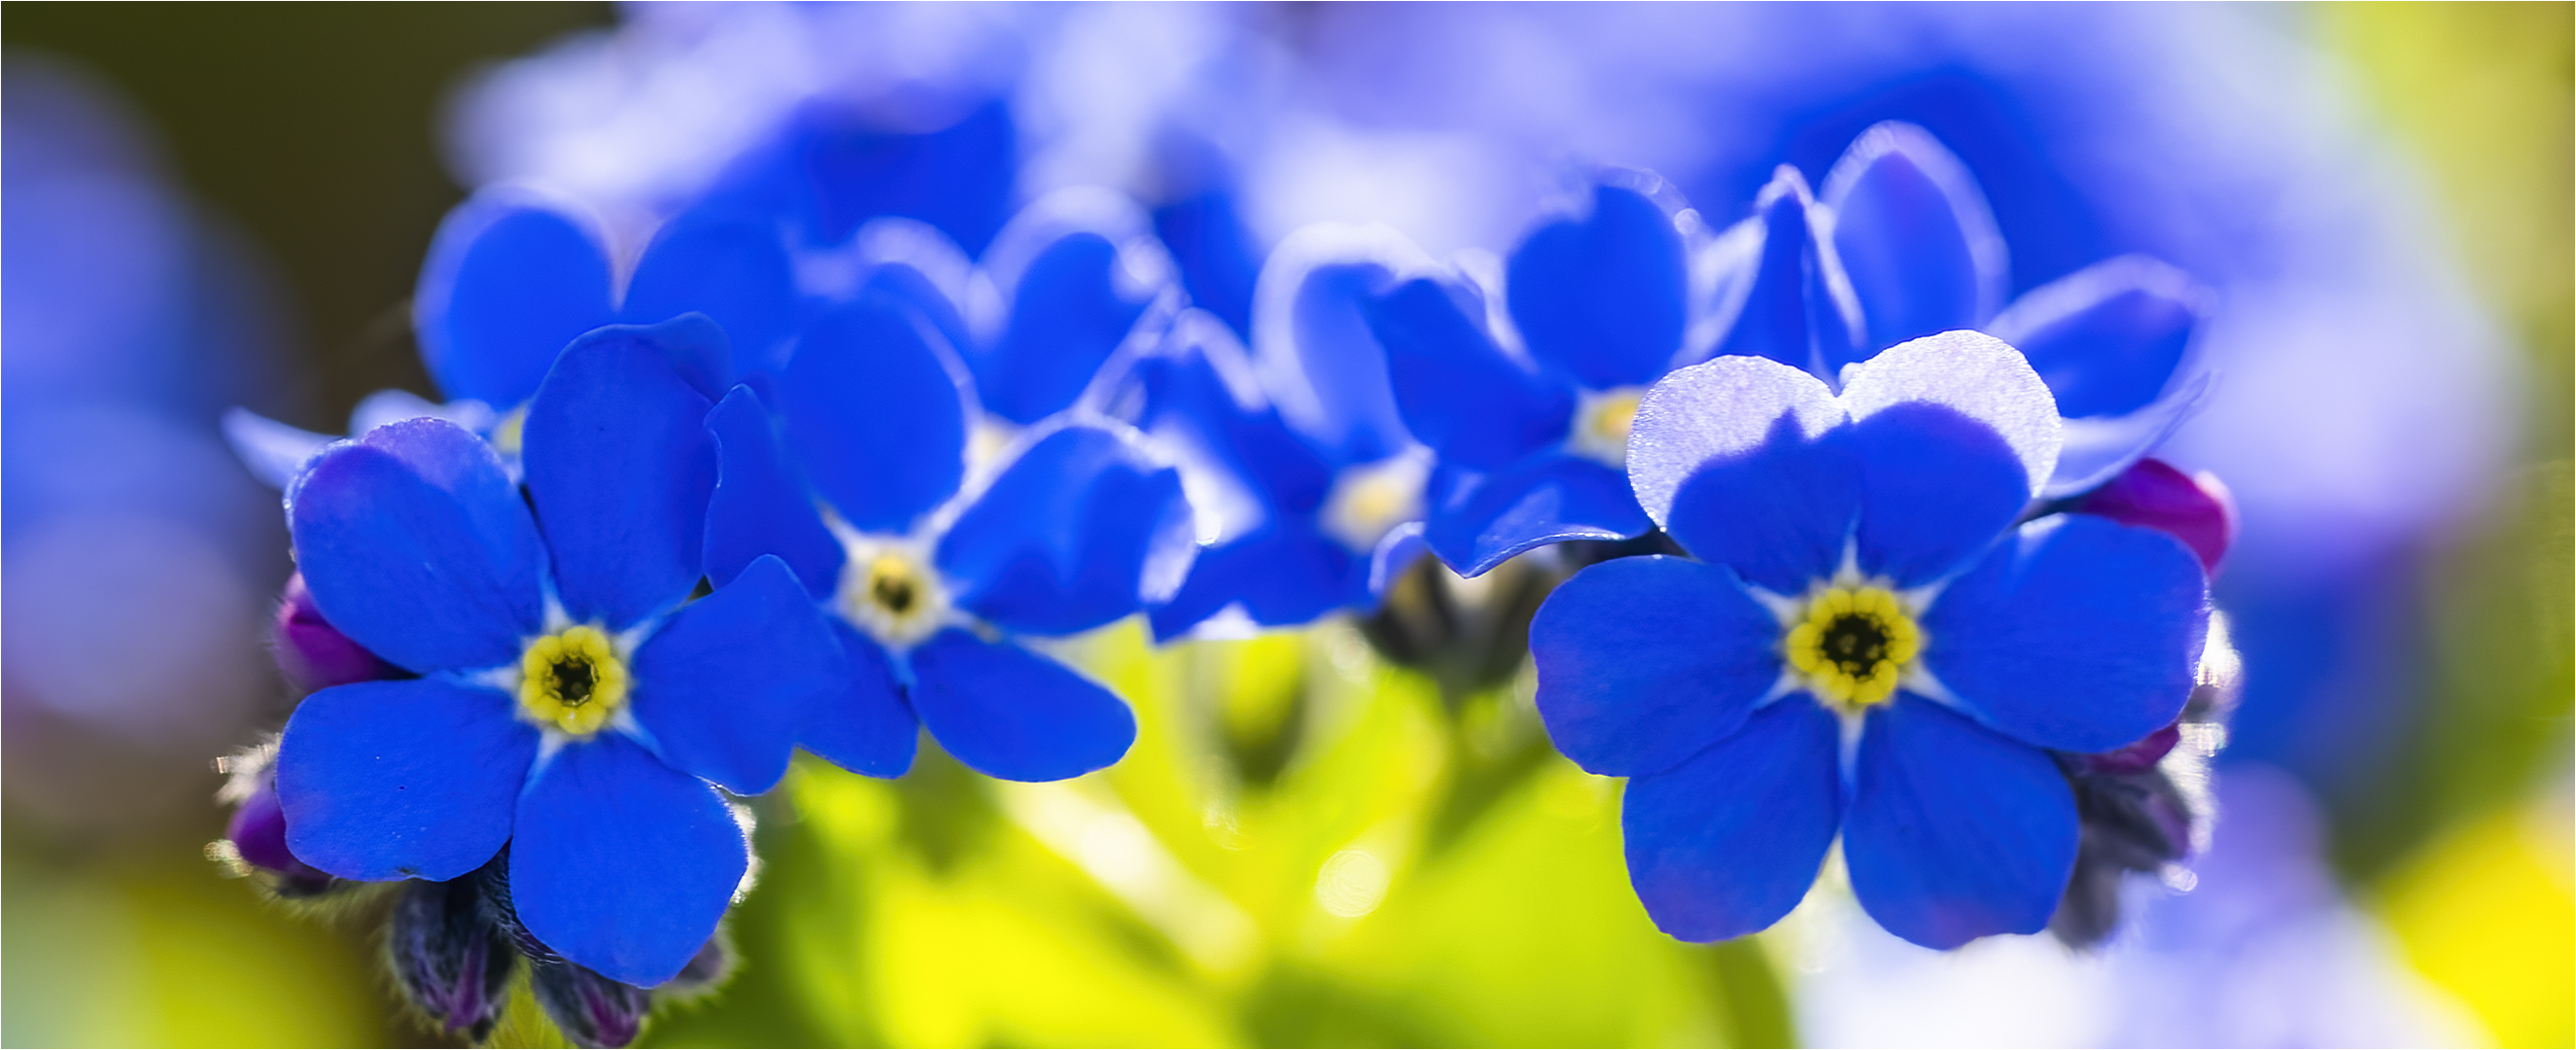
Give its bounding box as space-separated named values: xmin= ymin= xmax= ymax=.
xmin=273 ymin=318 xmax=842 ymax=986
xmin=956 ymin=189 xmax=1183 ymax=427
xmin=1714 ymin=122 xmax=2211 ymax=495
xmin=1529 ymin=332 xmax=2208 ymax=949
xmin=1355 ymin=171 xmax=1698 ymax=577
xmin=701 ymin=261 xmax=1194 ymax=782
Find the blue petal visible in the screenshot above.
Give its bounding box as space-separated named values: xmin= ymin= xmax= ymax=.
xmin=1114 ymin=312 xmax=1320 ymax=550
xmin=621 ymin=208 xmax=799 ymax=377
xmin=973 ymin=192 xmax=1172 ymax=424
xmin=629 ymin=555 xmax=842 ymax=795
xmin=1838 ymin=331 xmax=2063 ymax=584
xmin=511 ymin=734 xmax=746 ymax=987
xmin=776 ymin=298 xmax=968 ymax=535
xmin=938 ymin=425 xmax=1194 ymax=636
xmin=413 ymin=187 xmax=616 ymax=407
xmin=1844 ymin=696 xmax=2076 ymax=950
xmin=844 ymin=217 xmax=980 ymax=365
xmin=1153 ymin=189 xmax=1261 ymax=335
xmin=800 ymin=621 xmax=919 ymax=778
xmin=1628 ymin=356 xmax=1857 ymax=593
xmin=288 ymin=418 xmax=544 ymax=672
xmin=1426 ymin=452 xmax=1649 ymax=577
xmin=222 ymin=405 xmax=333 ymax=490
xmin=1149 ymin=522 xmax=1364 ymax=641
xmin=522 ymin=327 xmax=719 ymax=629
xmin=704 ymin=386 xmax=845 ymax=599
xmin=1621 ymin=699 xmax=1842 ymax=942
xmin=1711 ymin=168 xmax=1863 ymax=378
xmin=1365 ymin=275 xmax=1573 ymax=472
xmin=1820 ymin=122 xmax=2007 ymax=352
xmin=1531 ymin=555 xmax=1785 ymax=778
xmin=1922 ymin=514 xmax=2208 ymax=753
xmin=1507 ymin=179 xmax=1689 ymax=389
xmin=2045 ymin=368 xmax=2215 ymax=498
xmin=1987 ymin=256 xmax=2205 ymax=420
xmin=1250 ymin=225 xmax=1433 ymax=466
xmin=274 ymin=678 xmax=535 ymax=882
xmin=907 ymin=630 xmax=1136 ymax=782
xmin=731 ymin=97 xmax=1016 ymax=254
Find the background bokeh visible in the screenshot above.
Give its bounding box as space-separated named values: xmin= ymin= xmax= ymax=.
xmin=2 ymin=4 xmax=2565 ymax=1047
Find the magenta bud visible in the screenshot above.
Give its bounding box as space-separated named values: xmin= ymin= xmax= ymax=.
xmin=2073 ymin=458 xmax=2236 ymax=574
xmin=223 ymin=777 xmax=336 ymax=896
xmin=2074 ymin=722 xmax=2180 ymax=777
xmin=273 ymin=573 xmax=402 ymax=692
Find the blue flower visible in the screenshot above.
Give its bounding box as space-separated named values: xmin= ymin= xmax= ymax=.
xmin=272 ymin=317 xmax=842 ymax=987
xmin=1714 ymin=122 xmax=2210 ymax=495
xmin=1355 ymin=171 xmax=1695 ymax=577
xmin=956 ymin=189 xmax=1183 ymax=428
xmin=1529 ymin=332 xmax=2208 ymax=949
xmin=701 ymin=268 xmax=1194 ymax=782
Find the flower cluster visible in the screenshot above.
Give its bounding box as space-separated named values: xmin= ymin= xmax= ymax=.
xmin=219 ymin=111 xmax=2230 ymax=1043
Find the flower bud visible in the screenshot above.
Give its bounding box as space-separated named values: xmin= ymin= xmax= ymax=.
xmin=529 ymin=958 xmax=651 ymax=1049
xmin=2073 ymin=458 xmax=2237 ymax=574
xmin=209 ymin=742 xmax=337 ymax=897
xmin=272 ymin=573 xmax=403 ymax=692
xmin=387 ymin=875 xmax=518 ymax=1042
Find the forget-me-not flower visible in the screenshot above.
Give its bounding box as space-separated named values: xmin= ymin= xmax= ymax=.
xmin=1530 ymin=332 xmax=2208 ymax=949
xmin=274 ymin=318 xmax=841 ymax=986
xmin=700 ymin=264 xmax=1193 ymax=783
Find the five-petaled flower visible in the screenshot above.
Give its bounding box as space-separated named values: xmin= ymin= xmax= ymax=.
xmin=273 ymin=317 xmax=840 ymax=987
xmin=1530 ymin=332 xmax=2209 ymax=949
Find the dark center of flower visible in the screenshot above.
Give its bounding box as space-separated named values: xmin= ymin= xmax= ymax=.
xmin=871 ymin=569 xmax=917 ymax=615
xmin=1820 ymin=613 xmax=1892 ymax=679
xmin=550 ymin=656 xmax=598 ymax=707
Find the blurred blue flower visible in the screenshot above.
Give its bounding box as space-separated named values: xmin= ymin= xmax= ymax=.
xmin=273 ymin=319 xmax=841 ymax=987
xmin=701 ymin=260 xmax=1192 ymax=782
xmin=1354 ymin=171 xmax=1691 ymax=577
xmin=1530 ymin=332 xmax=2208 ymax=948
xmin=1714 ymin=122 xmax=2211 ymax=496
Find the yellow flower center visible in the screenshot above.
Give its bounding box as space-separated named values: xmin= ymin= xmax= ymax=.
xmin=489 ymin=405 xmax=529 ymax=459
xmin=1320 ymin=452 xmax=1430 ymax=554
xmin=1568 ymin=386 xmax=1647 ymax=468
xmin=517 ymin=624 xmax=631 ymax=737
xmin=839 ymin=545 xmax=949 ymax=648
xmin=1784 ymin=585 xmax=1922 ymax=709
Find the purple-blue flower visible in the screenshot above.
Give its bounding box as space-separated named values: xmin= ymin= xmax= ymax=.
xmin=273 ymin=319 xmax=841 ymax=987
xmin=701 ymin=266 xmax=1193 ymax=782
xmin=1530 ymin=332 xmax=2208 ymax=949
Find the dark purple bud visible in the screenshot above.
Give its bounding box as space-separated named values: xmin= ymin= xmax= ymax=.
xmin=388 ymin=875 xmax=519 ymax=1042
xmin=2072 ymin=722 xmax=2179 ymax=777
xmin=2073 ymin=458 xmax=2236 ymax=574
xmin=530 ymin=959 xmax=651 ymax=1049
xmin=273 ymin=572 xmax=403 ymax=692
xmin=663 ymin=933 xmax=734 ymax=997
xmin=211 ymin=743 xmax=337 ymax=897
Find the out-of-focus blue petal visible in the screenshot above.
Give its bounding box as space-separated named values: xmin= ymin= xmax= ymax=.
xmin=413 ymin=186 xmax=616 ymax=407
xmin=346 ymin=389 xmax=497 ymax=439
xmin=1115 ymin=313 xmax=1313 ymax=551
xmin=704 ymin=386 xmax=845 ymax=599
xmin=843 ymin=217 xmax=980 ymax=364
xmin=620 ymin=208 xmax=799 ymax=377
xmin=777 ymin=98 xmax=1016 ymax=254
xmin=275 ymin=678 xmax=535 ymax=882
xmin=1847 ymin=402 xmax=2031 ymax=587
xmin=288 ymin=418 xmax=544 ymax=672
xmin=1988 ymin=255 xmax=2204 ymax=420
xmin=1427 ymin=451 xmax=1649 ymax=577
xmin=1628 ymin=356 xmax=1856 ymax=593
xmin=776 ymin=298 xmax=969 ymax=535
xmin=801 ymin=621 xmax=919 ymax=778
xmin=1149 ymin=521 xmax=1363 ymax=641
xmin=1367 ymin=274 xmax=1571 ymax=472
xmin=1923 ymin=514 xmax=2207 ymax=752
xmin=1711 ymin=168 xmax=1864 ymax=378
xmin=629 ymin=555 xmax=841 ymax=795
xmin=1844 ymin=696 xmax=2075 ymax=950
xmin=2047 ymin=367 xmax=2215 ymax=498
xmin=223 ymin=406 xmax=332 ymax=489
xmin=1251 ymin=225 xmax=1434 ymax=466
xmin=510 ymin=734 xmax=746 ymax=988
xmin=973 ymin=190 xmax=1174 ymax=424
xmin=1621 ymin=699 xmax=1842 ymax=942
xmin=908 ymin=630 xmax=1135 ymax=782
xmin=1820 ymin=122 xmax=2008 ymax=353
xmin=1508 ymin=179 xmax=1689 ymax=389
xmin=938 ymin=425 xmax=1193 ymax=636
xmin=1153 ymin=189 xmax=1261 ymax=335
xmin=522 ymin=328 xmax=718 ymax=629
xmin=1533 ymin=555 xmax=1784 ymax=777
xmin=1366 ymin=520 xmax=1429 ymax=600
